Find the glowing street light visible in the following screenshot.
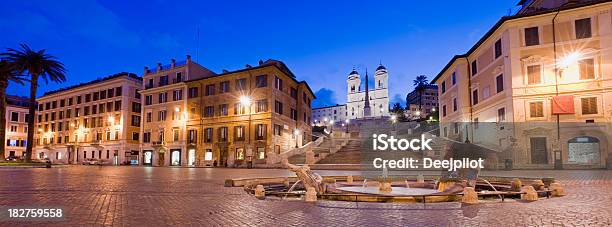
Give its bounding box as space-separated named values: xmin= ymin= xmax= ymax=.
xmin=294 ymin=129 xmax=300 ymax=148
xmin=560 ymin=52 xmax=581 ymax=69
xmin=239 ymin=95 xmax=251 ymax=106
xmin=108 ymin=116 xmax=115 ymax=124
xmin=174 ymin=107 xmax=180 ymax=112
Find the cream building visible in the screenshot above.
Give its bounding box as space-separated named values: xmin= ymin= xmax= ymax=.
xmin=34 ymin=73 xmax=143 ymax=164
xmin=312 ymin=104 xmax=347 ymax=125
xmin=346 ymin=64 xmax=390 ymax=119
xmin=140 ymin=56 xmax=315 ymax=167
xmin=433 ymin=0 xmax=612 ymax=169
xmin=3 ymin=95 xmax=30 ymax=159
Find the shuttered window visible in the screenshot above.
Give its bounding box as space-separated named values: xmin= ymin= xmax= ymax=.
xmin=527 ymin=65 xmax=541 ymax=85
xmin=581 ymin=97 xmax=597 ymax=115
xmin=579 ymin=59 xmax=594 ymax=80
xmin=529 ymin=102 xmax=543 ymax=118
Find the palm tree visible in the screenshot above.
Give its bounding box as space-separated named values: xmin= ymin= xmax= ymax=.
xmin=0 ymin=60 xmax=27 ymax=160
xmin=412 ymin=75 xmax=429 ymax=117
xmin=2 ymin=44 xmax=66 ymax=162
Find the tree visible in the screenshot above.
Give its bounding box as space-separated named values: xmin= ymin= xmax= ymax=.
xmin=0 ymin=60 xmax=27 ymax=160
xmin=390 ymin=103 xmax=407 ymax=121
xmin=2 ymin=44 xmax=66 ymax=162
xmin=412 ymin=75 xmax=429 ymax=117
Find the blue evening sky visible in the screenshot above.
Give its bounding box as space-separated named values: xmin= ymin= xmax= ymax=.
xmin=1 ymin=0 xmax=519 ymax=108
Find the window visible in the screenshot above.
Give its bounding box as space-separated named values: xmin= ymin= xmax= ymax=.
xmin=236 ymin=78 xmax=247 ymax=91
xmin=471 ymin=61 xmax=477 ymax=76
xmin=172 ymin=89 xmax=183 ymax=101
xmin=256 ymin=99 xmax=268 ymax=112
xmin=579 ymin=58 xmax=595 ymax=80
xmin=145 ymin=95 xmax=152 ymax=105
xmin=219 ymin=104 xmax=228 ymax=116
xmin=494 ymin=39 xmax=502 ymax=58
xmin=60 ymin=99 xmax=65 ymax=107
xmin=132 ymin=102 xmax=141 ymax=113
xmin=188 ymin=130 xmax=197 ymax=143
xmin=114 ymin=100 xmax=121 ymax=111
xmin=93 ymin=92 xmax=99 ymax=101
xmin=220 ymin=81 xmax=230 ymax=93
xmin=84 ymin=106 xmax=90 ymax=116
xmin=235 ymin=148 xmax=245 ymax=160
xmin=257 ymin=147 xmax=265 ymax=160
xmin=100 ymin=90 xmax=106 ymax=99
xmin=10 ymin=112 xmax=18 ymax=122
xmin=132 ymin=132 xmax=139 ymax=141
xmin=472 ymin=89 xmax=479 ymax=105
xmin=146 ymin=79 xmax=153 ymax=89
xmin=442 ymin=105 xmax=447 ymax=117
xmin=77 ymin=96 xmax=82 ymax=104
xmin=234 ymin=126 xmax=244 ymax=141
xmin=204 ymin=106 xmax=214 ymax=117
xmin=290 ymin=87 xmax=298 ymax=99
xmin=143 ymin=132 xmax=151 ymax=143
xmin=234 ymin=103 xmax=246 ymax=115
xmin=575 ymin=18 xmax=591 ymax=39
xmin=115 ymin=86 xmax=122 ymax=96
xmin=159 ymin=76 xmax=169 ymax=86
xmin=273 ymin=124 xmax=282 ymax=136
xmin=85 ymin=94 xmax=91 ymax=102
xmin=451 ymin=72 xmax=456 ymax=85
xmin=256 ymin=124 xmax=267 ymax=140
xmin=188 ymin=87 xmax=199 ymax=98
xmin=496 ymin=74 xmax=504 ymax=93
xmin=173 ymin=128 xmax=179 ymax=141
xmin=290 ymin=108 xmax=298 ymax=121
xmin=256 ymin=75 xmax=267 ymax=87
xmin=274 ymin=76 xmax=283 ymax=90
xmin=146 ymin=112 xmax=152 ymax=122
xmin=452 ymin=98 xmax=457 ymax=112
xmin=205 ymin=149 xmax=213 ymax=161
xmin=441 ymin=81 xmax=446 ymax=93
xmin=175 ymin=72 xmax=182 ymax=83
xmin=525 ymin=27 xmax=539 ymax=46
xmin=530 ymin=102 xmax=544 ymax=118
xmin=274 ymin=101 xmax=283 ymax=114
xmin=581 ymin=97 xmax=597 ymax=115
xmin=131 ymin=115 xmax=140 ymax=127
xmin=158 ymin=110 xmax=167 ymax=121
xmin=92 ymin=105 xmax=97 ymax=114
xmin=218 ymin=127 xmax=228 ymax=142
xmin=498 ymin=108 xmax=506 ymax=122
xmin=204 ymin=128 xmax=213 ymax=143
xmin=527 ymin=65 xmax=541 ymax=85
xmin=159 ymin=92 xmax=167 ymax=103
xmin=205 ymin=85 xmax=215 ymax=96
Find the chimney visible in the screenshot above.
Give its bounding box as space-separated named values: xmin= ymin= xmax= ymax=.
xmin=258 ymin=60 xmax=264 ymax=65
xmin=156 ymin=63 xmax=162 ymax=72
xmin=245 ymin=64 xmax=252 ymax=68
xmin=171 ymin=59 xmax=176 ymax=68
xmin=144 ymin=66 xmax=149 ymax=75
xmin=186 ymin=54 xmax=192 ymax=63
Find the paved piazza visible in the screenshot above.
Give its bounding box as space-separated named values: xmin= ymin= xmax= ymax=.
xmin=0 ymin=166 xmax=611 ymax=226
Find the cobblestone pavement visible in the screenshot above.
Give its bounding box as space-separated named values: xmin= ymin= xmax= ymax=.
xmin=0 ymin=166 xmax=611 ymax=226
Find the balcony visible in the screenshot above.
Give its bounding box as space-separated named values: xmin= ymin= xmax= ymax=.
xmin=152 ymin=141 xmax=166 ymax=148
xmin=90 ymin=140 xmax=102 ymax=146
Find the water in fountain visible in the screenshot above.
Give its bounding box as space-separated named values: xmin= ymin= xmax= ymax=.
xmin=478 ymin=177 xmax=503 ymax=199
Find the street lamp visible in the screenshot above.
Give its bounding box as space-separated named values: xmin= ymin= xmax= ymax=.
xmin=108 ymin=116 xmax=115 ymax=125
xmin=294 ymin=129 xmax=300 ymax=148
xmin=552 ymin=51 xmax=581 ymax=169
xmin=345 ymin=119 xmax=349 ymax=133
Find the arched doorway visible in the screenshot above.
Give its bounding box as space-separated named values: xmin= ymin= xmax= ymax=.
xmin=568 ymin=136 xmax=600 ymax=164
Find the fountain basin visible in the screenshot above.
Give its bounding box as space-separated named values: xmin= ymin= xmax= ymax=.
xmin=337 ymin=186 xmax=438 ymax=196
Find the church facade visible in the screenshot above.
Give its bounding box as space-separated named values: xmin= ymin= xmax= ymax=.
xmin=346 ymin=64 xmax=390 ymax=119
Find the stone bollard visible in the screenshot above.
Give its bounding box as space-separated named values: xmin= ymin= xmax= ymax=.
xmin=305 ymin=187 xmax=317 ymax=202
xmin=417 ymin=174 xmax=425 ymax=183
xmin=461 ymin=187 xmax=478 ymax=204
xmin=346 ymin=175 xmax=354 ymax=184
xmin=255 ymin=185 xmax=266 ymax=199
xmin=521 ymin=186 xmax=538 ymax=201
xmin=510 ymin=178 xmax=522 ymax=191
xmin=379 ymin=181 xmax=392 ymax=193
xmin=531 ymin=180 xmax=545 ymax=191
xmin=549 ymin=182 xmax=566 ymax=197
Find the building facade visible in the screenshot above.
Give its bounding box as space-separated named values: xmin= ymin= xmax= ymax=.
xmin=433 ymin=0 xmax=612 ymax=169
xmin=406 ymin=84 xmax=439 ymax=119
xmin=33 ymin=73 xmax=143 ymax=164
xmin=4 ymin=95 xmax=30 ymax=159
xmin=139 ymin=55 xmax=217 ymax=167
xmin=140 ymin=57 xmax=315 ymax=167
xmin=346 ymin=64 xmax=390 ymax=119
xmin=312 ymin=104 xmax=347 ymax=125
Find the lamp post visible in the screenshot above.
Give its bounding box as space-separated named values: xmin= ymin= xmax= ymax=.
xmin=344 ymin=119 xmax=350 ymax=133
xmin=552 ymin=51 xmax=581 ymax=169
xmin=239 ymin=95 xmax=253 ymax=169
xmin=294 ymin=129 xmax=300 ymax=148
